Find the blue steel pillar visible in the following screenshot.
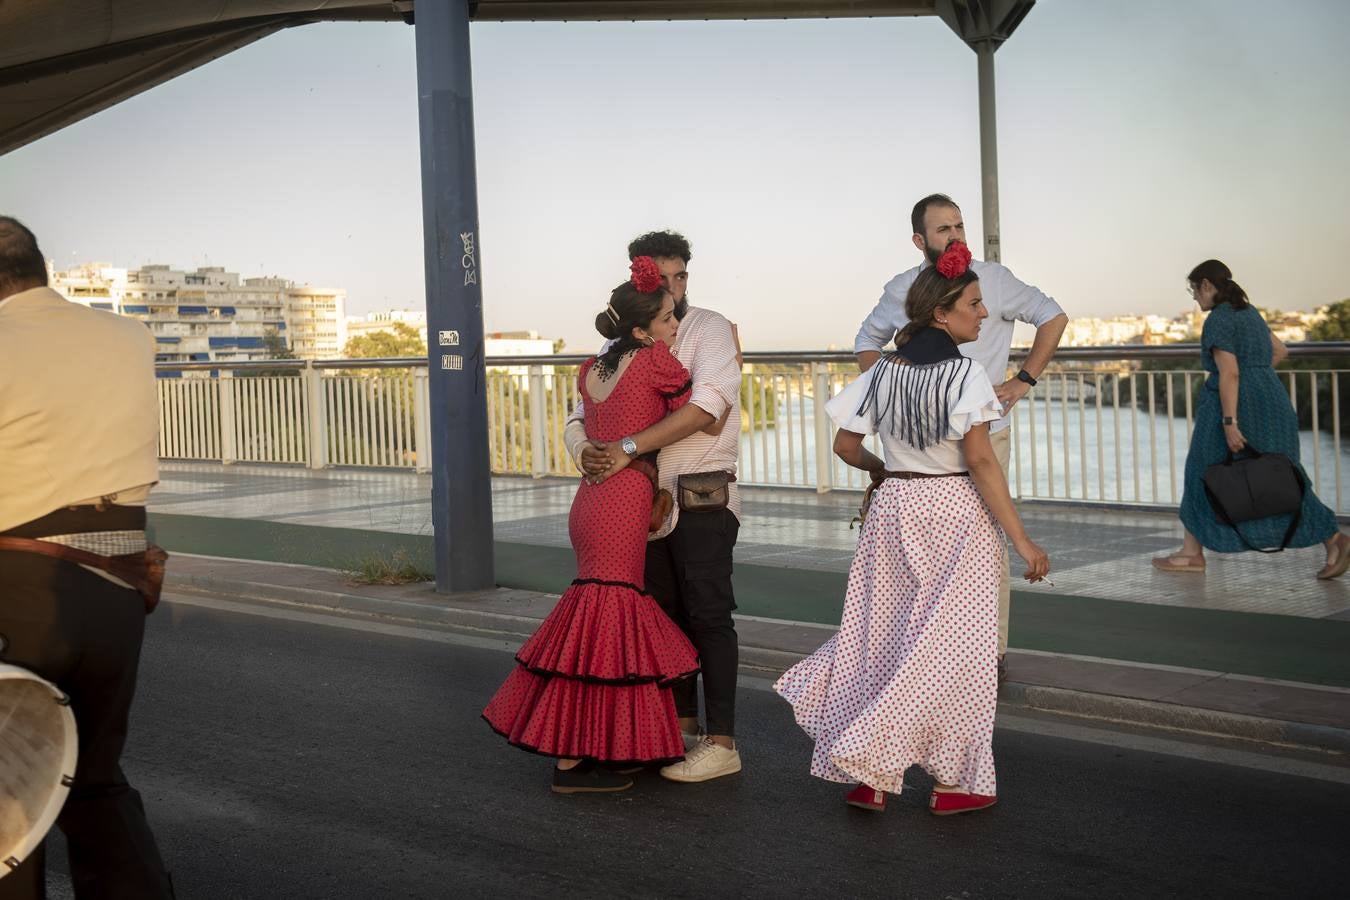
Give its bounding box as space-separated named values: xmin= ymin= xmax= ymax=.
xmin=414 ymin=0 xmax=495 ymax=592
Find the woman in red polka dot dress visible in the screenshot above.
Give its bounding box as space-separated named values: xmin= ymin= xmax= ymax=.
xmin=483 ymin=258 xmax=698 ymax=794
xmin=775 ymin=245 xmax=1051 ymax=816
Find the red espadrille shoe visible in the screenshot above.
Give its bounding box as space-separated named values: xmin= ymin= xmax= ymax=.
xmin=845 ymin=783 xmax=886 ymax=812
xmin=929 ymin=790 xmax=997 ymax=815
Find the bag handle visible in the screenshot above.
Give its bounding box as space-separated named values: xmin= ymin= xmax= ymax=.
xmin=1219 ymin=444 xmax=1264 ymax=466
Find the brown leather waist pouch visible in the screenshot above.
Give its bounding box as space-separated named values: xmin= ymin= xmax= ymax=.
xmin=676 ymin=471 xmax=736 ymax=513
xmin=0 ymin=537 xmax=169 ymax=614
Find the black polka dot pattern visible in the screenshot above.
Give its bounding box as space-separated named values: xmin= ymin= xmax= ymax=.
xmin=483 ymin=343 xmax=698 ymax=762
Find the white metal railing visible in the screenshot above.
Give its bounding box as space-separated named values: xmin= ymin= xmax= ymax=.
xmin=154 ymin=344 xmax=1350 ymax=513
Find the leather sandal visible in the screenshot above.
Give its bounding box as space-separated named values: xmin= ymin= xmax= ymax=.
xmin=1150 ymin=552 xmax=1206 ymax=573
xmin=1317 ymin=533 xmax=1350 ymax=580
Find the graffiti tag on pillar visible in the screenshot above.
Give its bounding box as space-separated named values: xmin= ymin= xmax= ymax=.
xmin=460 ymin=231 xmax=478 ymax=286
xmin=442 ymin=354 xmax=464 ymax=371
xmin=439 ymin=330 xmax=460 ymax=347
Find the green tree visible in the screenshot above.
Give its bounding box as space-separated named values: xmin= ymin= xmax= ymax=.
xmin=1308 ymin=299 xmax=1350 ymax=342
xmin=242 ymin=327 xmax=300 ymax=376
xmin=1284 ymin=299 xmax=1350 ymax=437
xmin=343 ymin=321 xmax=427 ymax=359
xmin=262 ymin=328 xmax=298 ymax=360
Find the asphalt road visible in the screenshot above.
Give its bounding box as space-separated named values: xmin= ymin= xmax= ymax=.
xmin=38 ymin=594 xmax=1350 ymax=899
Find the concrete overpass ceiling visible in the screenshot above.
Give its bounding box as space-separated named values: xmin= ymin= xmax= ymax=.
xmin=0 ymin=2 xmax=407 ymax=156
xmin=470 ymin=1 xmax=937 ymax=21
xmin=0 ymin=0 xmax=940 ymax=155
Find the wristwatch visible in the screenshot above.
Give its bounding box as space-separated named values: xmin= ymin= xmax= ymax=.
xmin=1222 ymin=416 xmax=1236 ymax=426
xmin=1015 ymin=369 xmax=1037 ymax=387
xmin=620 ymin=436 xmax=638 ymax=456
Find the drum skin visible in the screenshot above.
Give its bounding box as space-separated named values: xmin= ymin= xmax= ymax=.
xmin=0 ymin=662 xmax=78 ymax=877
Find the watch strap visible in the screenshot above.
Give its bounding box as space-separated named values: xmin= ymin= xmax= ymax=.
xmin=1016 ymin=369 xmax=1038 ymax=387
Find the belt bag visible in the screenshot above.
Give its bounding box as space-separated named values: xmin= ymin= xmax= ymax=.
xmin=676 ymin=471 xmax=736 ymax=513
xmin=0 ymin=537 xmax=169 ymax=613
xmin=1202 ymin=446 xmax=1305 ymax=553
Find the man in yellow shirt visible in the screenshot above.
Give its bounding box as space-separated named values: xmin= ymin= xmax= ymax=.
xmin=0 ymin=216 xmax=173 ymax=899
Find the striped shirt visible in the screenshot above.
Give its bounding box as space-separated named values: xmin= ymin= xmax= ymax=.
xmin=567 ymin=305 xmax=742 ymax=539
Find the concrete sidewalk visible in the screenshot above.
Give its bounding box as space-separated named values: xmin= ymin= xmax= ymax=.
xmin=166 ymin=553 xmax=1350 ymax=758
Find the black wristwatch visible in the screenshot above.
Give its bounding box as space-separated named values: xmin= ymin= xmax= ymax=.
xmin=1221 ymin=416 xmax=1236 ymax=426
xmin=1015 ymin=369 xmax=1037 ymax=387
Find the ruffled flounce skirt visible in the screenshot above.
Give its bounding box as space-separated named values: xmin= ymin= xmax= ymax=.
xmin=483 ymin=579 xmax=698 ymax=764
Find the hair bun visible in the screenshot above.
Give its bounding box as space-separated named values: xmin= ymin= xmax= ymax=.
xmin=594 ymin=311 xmax=619 ymax=340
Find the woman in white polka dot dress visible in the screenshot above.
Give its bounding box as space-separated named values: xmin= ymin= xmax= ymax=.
xmin=775 ymin=243 xmax=1050 ymax=816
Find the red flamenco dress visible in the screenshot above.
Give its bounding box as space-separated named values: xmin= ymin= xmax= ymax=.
xmin=483 ymin=342 xmax=699 ymax=764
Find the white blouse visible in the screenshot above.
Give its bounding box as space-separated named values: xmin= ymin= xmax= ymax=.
xmin=826 ymin=355 xmax=1003 ymax=474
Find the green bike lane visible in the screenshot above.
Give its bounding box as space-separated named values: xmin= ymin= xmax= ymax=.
xmin=149 ymin=511 xmax=1350 ymax=689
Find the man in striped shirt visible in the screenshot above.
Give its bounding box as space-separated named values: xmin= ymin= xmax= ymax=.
xmin=565 ymin=230 xmax=745 ymax=783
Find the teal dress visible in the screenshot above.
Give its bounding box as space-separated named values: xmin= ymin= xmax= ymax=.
xmin=1179 ymin=303 xmax=1337 ymax=552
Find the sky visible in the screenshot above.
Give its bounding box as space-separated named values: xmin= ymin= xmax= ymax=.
xmin=2 ymin=0 xmax=1348 ymax=352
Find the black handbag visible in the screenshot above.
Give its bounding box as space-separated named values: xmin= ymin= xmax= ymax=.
xmin=1202 ymin=446 xmax=1306 ymax=553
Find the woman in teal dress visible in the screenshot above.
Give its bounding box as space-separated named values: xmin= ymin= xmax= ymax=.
xmin=1153 ymin=259 xmax=1350 ymax=578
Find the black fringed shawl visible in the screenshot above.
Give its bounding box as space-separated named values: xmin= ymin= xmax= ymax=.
xmin=855 ymin=327 xmax=974 ymax=452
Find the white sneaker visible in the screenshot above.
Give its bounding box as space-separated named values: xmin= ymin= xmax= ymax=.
xmin=660 ymin=736 xmax=742 ymax=783
xmin=681 ymin=729 xmax=705 ymax=752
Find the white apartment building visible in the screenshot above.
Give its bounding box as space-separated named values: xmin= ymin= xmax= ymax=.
xmin=1055 ymin=308 xmax=1327 ymax=348
xmin=50 ymin=263 xmax=346 ymax=365
xmin=345 ymin=308 xmax=429 ymax=344
xmin=344 ymin=311 xmax=556 ymax=372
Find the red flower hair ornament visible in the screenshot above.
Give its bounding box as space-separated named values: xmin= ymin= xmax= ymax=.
xmin=630 ymin=256 xmax=664 ymax=294
xmin=936 ymin=242 xmax=973 ymax=279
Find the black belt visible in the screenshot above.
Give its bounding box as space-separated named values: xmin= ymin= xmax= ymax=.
xmin=878 ymin=470 xmax=969 ymax=480
xmin=1 ymin=504 xmax=147 ymax=538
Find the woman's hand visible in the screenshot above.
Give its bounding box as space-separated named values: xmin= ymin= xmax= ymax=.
xmin=1223 ymin=422 xmax=1247 ymax=453
xmin=587 ymin=448 xmax=631 ymax=485
xmin=1012 ymin=536 xmax=1050 ymax=583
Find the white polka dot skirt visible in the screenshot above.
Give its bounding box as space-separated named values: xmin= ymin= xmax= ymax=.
xmin=775 ymin=476 xmax=1002 ymax=796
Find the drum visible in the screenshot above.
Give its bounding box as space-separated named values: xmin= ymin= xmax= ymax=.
xmin=0 ymin=662 xmax=77 ymax=878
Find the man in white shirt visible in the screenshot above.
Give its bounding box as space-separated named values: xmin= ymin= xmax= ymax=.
xmin=0 ymin=217 xmax=174 ymax=898
xmin=565 ymin=230 xmax=744 ymax=783
xmin=854 ymin=194 xmax=1068 ymax=681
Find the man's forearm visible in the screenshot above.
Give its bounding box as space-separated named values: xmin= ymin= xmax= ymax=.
xmin=630 ymin=403 xmax=716 ymax=455
xmin=1020 ymin=314 xmax=1068 ymax=378
xmin=563 ymin=418 xmax=589 ymax=468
